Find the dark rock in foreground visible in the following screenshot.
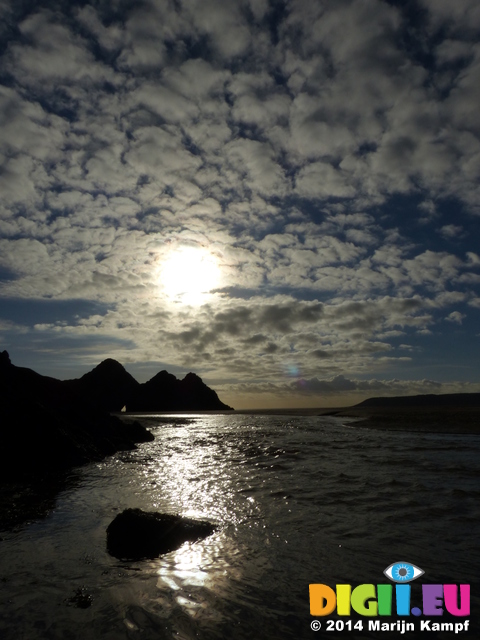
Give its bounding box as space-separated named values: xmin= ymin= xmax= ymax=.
xmin=106 ymin=508 xmax=216 ymax=559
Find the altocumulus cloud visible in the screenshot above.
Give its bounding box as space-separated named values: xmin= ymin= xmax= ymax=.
xmin=0 ymin=0 xmax=480 ymax=407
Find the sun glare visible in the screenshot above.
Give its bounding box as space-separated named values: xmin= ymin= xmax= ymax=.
xmin=160 ymin=246 xmax=221 ymax=305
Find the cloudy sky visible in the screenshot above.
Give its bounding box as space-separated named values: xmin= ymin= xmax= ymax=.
xmin=1 ymin=0 xmax=480 ymax=408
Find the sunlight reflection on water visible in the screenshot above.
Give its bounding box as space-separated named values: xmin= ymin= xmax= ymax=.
xmin=156 ymin=536 xmax=237 ymax=618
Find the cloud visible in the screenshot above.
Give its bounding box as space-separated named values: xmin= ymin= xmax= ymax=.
xmin=295 ymin=162 xmax=355 ymax=199
xmin=420 ymin=0 xmax=480 ymax=34
xmin=0 ymin=319 xmax=28 ymax=334
xmin=186 ymin=0 xmax=253 ymax=59
xmin=439 ymin=224 xmax=464 ymax=239
xmin=224 ymin=138 xmax=288 ymax=197
xmin=418 ymin=199 xmax=438 ymax=224
xmin=295 ymin=374 xmax=358 ymax=394
xmin=7 ymin=10 xmax=116 ymax=89
xmin=445 ymin=311 xmax=466 ymax=324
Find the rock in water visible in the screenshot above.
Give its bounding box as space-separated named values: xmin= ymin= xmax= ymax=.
xmin=106 ymin=508 xmax=216 ymax=559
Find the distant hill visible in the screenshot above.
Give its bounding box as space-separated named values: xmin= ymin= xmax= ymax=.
xmin=66 ymin=359 xmax=233 ymax=412
xmin=354 ymin=393 xmax=480 ymax=409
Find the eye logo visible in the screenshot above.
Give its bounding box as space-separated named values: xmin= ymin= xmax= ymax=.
xmin=384 ymin=561 xmax=424 ymax=583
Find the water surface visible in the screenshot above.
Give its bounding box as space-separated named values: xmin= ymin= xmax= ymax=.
xmin=0 ymin=414 xmax=478 ymax=639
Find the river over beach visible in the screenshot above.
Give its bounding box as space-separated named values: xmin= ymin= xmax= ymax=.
xmin=0 ymin=414 xmax=478 ymax=639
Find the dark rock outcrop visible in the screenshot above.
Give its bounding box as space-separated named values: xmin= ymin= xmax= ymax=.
xmin=106 ymin=508 xmax=216 ymax=559
xmin=127 ymin=369 xmax=233 ymax=411
xmin=64 ymin=358 xmax=140 ymax=412
xmin=128 ymin=370 xmax=180 ymax=412
xmin=63 ymin=358 xmax=233 ymax=412
xmin=0 ymin=351 xmax=153 ymax=480
xmin=180 ymin=372 xmax=230 ymax=410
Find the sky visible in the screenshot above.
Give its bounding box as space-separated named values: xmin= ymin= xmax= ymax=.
xmin=1 ymin=0 xmax=480 ymax=409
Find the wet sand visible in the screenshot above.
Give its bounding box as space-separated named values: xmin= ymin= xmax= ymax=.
xmin=0 ymin=473 xmax=78 ymax=532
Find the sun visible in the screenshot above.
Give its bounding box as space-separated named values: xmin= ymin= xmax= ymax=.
xmin=160 ymin=246 xmax=221 ymax=305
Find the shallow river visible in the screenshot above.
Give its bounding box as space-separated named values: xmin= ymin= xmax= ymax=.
xmin=0 ymin=414 xmax=478 ymax=639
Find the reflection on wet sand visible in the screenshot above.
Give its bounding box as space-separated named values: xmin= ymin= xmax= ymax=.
xmin=0 ymin=414 xmax=478 ymax=639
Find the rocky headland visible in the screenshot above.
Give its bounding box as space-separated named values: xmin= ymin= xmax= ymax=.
xmin=0 ymin=351 xmax=231 ymax=528
xmin=64 ymin=358 xmax=233 ymax=412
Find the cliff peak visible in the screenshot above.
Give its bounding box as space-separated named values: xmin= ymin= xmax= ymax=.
xmin=0 ymin=350 xmax=12 ymax=368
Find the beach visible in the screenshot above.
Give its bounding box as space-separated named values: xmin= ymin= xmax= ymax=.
xmin=0 ymin=412 xmax=478 ymax=639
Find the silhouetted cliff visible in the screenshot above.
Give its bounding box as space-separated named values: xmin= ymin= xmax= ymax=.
xmin=0 ymin=351 xmax=153 ymax=479
xmin=65 ymin=359 xmax=233 ymax=412
xmin=127 ymin=369 xmax=233 ymax=411
xmin=65 ymin=358 xmax=140 ymax=412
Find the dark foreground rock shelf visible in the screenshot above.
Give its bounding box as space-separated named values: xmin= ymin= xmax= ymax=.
xmin=106 ymin=508 xmax=216 ymax=560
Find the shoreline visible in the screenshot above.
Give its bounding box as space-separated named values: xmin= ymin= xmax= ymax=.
xmin=330 ymin=406 xmax=480 ymax=435
xmin=116 ymin=406 xmax=480 ymax=434
xmin=2 ymin=407 xmax=478 ymax=532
